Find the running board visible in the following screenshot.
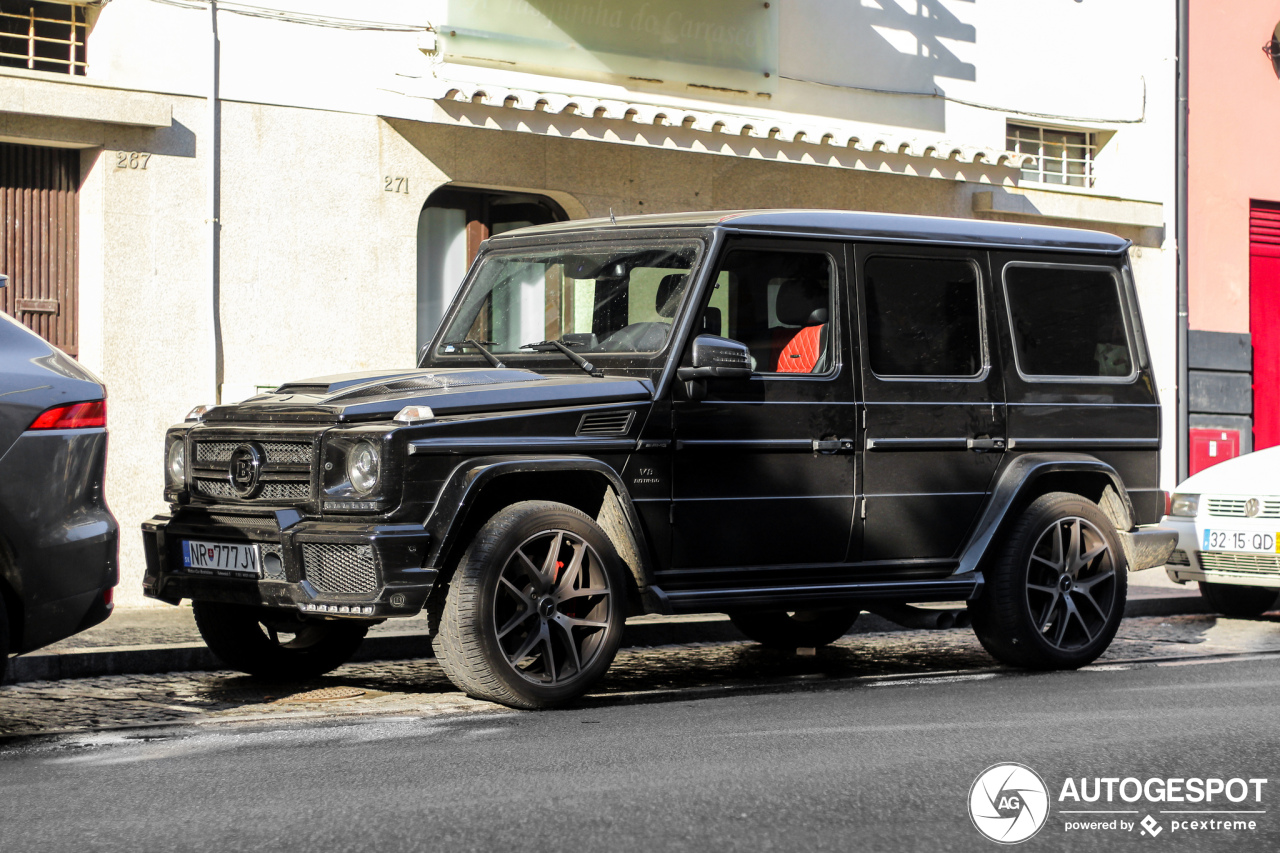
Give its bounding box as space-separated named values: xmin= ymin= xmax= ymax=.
xmin=654 ymin=574 xmax=983 ymax=614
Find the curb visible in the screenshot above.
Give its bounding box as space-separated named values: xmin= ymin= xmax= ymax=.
xmin=3 ymin=595 xmax=1208 ymax=685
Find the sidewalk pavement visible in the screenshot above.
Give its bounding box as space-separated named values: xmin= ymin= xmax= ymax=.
xmin=3 ymin=570 xmax=1206 ymax=684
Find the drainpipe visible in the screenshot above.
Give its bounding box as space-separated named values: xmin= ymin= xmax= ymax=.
xmin=1175 ymin=0 xmax=1190 ymax=482
xmin=208 ymin=1 xmax=223 ymax=404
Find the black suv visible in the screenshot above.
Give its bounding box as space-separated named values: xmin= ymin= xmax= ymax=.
xmin=142 ymin=210 xmax=1175 ymax=708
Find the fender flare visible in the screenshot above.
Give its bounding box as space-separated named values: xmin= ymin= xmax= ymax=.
xmin=955 ymin=453 xmax=1134 ymax=576
xmin=422 ymin=454 xmax=657 ymax=600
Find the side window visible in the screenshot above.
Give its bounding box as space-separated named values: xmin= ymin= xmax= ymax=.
xmin=711 ymin=249 xmax=834 ymax=375
xmin=1004 ymin=264 xmax=1133 ymax=379
xmin=863 ymin=256 xmax=985 ymax=378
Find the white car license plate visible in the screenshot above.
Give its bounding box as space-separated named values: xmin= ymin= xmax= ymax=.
xmin=1202 ymin=529 xmax=1280 ymax=554
xmin=182 ymin=539 xmax=262 ymax=577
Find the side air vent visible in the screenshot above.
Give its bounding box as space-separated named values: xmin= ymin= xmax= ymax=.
xmin=577 ymin=411 xmax=635 ymax=436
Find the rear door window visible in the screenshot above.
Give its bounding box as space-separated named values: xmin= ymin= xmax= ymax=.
xmin=863 ymin=256 xmax=986 ymax=378
xmin=1003 ymin=263 xmax=1133 ymax=380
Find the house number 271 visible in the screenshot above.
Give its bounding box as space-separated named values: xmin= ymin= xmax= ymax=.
xmin=384 ymin=176 xmax=409 ymax=194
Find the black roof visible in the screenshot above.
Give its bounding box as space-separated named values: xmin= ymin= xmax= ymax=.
xmin=492 ymin=209 xmax=1130 ymax=254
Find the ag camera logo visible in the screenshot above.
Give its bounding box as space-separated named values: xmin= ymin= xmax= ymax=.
xmin=969 ymin=763 xmax=1050 ymax=844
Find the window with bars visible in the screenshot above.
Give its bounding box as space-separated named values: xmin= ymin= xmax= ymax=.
xmin=0 ymin=1 xmax=87 ymax=76
xmin=1006 ymin=123 xmax=1097 ymax=188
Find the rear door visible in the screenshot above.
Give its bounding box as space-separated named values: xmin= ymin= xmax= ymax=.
xmin=853 ymin=243 xmax=1006 ymax=563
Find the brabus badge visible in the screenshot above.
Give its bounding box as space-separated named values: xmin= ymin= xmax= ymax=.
xmin=228 ymin=443 xmax=265 ymax=498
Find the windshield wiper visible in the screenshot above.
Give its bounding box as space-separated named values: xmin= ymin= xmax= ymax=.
xmin=520 ymin=339 xmax=603 ymax=377
xmin=442 ymin=339 xmax=505 ymax=369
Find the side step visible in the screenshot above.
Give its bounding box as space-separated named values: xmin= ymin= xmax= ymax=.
xmin=656 ymin=574 xmax=983 ymax=614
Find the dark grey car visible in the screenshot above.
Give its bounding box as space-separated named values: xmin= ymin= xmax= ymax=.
xmin=0 ymin=305 xmax=118 ymax=681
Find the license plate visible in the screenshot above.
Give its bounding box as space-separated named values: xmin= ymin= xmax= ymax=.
xmin=1202 ymin=529 xmax=1280 ymax=553
xmin=181 ymin=539 xmax=262 ymax=577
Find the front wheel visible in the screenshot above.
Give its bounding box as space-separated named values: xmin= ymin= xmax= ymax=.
xmin=970 ymin=492 xmax=1126 ymax=670
xmin=729 ymin=609 xmax=860 ymax=649
xmin=1199 ymin=582 xmax=1279 ymax=618
xmin=192 ymin=601 xmax=369 ymax=679
xmin=432 ymin=501 xmax=628 ymax=709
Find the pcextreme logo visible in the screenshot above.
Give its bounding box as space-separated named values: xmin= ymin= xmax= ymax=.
xmin=969 ymin=763 xmax=1051 ymax=844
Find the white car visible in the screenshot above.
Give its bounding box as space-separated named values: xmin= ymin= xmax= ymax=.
xmin=1161 ymin=446 xmax=1280 ymax=616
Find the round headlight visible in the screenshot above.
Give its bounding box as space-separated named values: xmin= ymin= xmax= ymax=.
xmin=347 ymin=441 xmax=380 ymax=495
xmin=167 ymin=440 xmax=186 ymax=486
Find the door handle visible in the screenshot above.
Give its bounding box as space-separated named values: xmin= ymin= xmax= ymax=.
xmin=967 ymin=437 xmax=1006 ymax=452
xmin=813 ymin=438 xmax=856 ymax=454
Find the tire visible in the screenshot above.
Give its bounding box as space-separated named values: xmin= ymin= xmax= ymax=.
xmin=1199 ymin=582 xmax=1279 ymax=618
xmin=970 ymin=492 xmax=1127 ymax=670
xmin=192 ymin=600 xmax=368 ymax=680
xmin=729 ymin=609 xmax=859 ymax=649
xmin=431 ymin=500 xmax=627 ymax=709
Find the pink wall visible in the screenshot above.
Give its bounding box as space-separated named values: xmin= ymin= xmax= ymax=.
xmin=1188 ymin=0 xmax=1280 ymax=333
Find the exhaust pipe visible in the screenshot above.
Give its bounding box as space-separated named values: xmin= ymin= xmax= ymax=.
xmin=869 ymin=603 xmax=971 ymax=630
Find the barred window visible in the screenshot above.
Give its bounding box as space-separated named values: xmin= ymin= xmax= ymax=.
xmin=1006 ymin=123 xmax=1096 ymax=188
xmin=0 ymin=1 xmax=87 ymax=76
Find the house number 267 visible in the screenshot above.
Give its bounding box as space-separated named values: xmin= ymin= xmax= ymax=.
xmin=116 ymin=152 xmax=151 ymax=169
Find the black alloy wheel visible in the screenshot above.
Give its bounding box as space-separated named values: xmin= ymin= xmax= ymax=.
xmin=432 ymin=501 xmax=626 ymax=709
xmin=1198 ymin=582 xmax=1280 ymax=618
xmin=970 ymin=492 xmax=1127 ymax=669
xmin=192 ymin=600 xmax=369 ymax=679
xmin=729 ymin=609 xmax=860 ymax=649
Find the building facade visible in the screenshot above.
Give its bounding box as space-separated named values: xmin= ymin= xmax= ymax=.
xmin=1185 ymin=0 xmax=1280 ymax=475
xmin=0 ymin=0 xmax=1176 ymax=605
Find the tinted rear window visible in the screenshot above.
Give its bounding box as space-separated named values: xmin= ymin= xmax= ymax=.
xmin=863 ymin=256 xmax=984 ymax=377
xmin=1004 ymin=264 xmax=1132 ymax=378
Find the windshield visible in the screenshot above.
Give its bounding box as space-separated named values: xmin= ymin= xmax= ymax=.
xmin=436 ymin=241 xmax=702 ymax=357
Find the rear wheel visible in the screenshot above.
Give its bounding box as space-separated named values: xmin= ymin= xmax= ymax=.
xmin=1198 ymin=582 xmax=1279 ymax=618
xmin=432 ymin=501 xmax=627 ymax=709
xmin=970 ymin=492 xmax=1126 ymax=669
xmin=729 ymin=609 xmax=859 ymax=649
xmin=192 ymin=601 xmax=368 ymax=679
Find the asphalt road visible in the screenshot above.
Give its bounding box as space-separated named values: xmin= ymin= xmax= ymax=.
xmin=2 ymin=655 xmax=1277 ymax=853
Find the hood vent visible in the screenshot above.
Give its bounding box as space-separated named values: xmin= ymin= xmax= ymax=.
xmin=578 ymin=410 xmax=635 ymax=436
xmin=324 ymin=370 xmax=544 ymax=403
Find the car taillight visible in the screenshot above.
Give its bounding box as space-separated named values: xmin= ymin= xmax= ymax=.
xmin=28 ymin=400 xmax=107 ymax=430
xmin=103 ymin=587 xmax=114 ymax=608
xmin=1163 ymin=490 xmax=1172 ymax=516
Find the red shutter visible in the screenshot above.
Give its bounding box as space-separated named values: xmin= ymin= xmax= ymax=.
xmin=0 ymin=142 xmax=79 ymax=356
xmin=1250 ymin=201 xmax=1280 ymax=449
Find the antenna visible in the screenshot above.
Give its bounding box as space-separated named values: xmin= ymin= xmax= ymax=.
xmin=609 ymin=208 xmax=617 ymax=225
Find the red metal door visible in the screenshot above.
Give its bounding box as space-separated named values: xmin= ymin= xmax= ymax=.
xmin=1250 ymin=202 xmax=1280 ymax=449
xmin=0 ymin=142 xmax=79 ymax=356
xmin=1189 ymin=428 xmax=1240 ymax=475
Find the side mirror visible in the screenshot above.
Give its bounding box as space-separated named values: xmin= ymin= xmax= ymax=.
xmin=417 ymin=342 xmax=430 ymax=367
xmin=677 ymin=335 xmax=753 ymax=382
xmin=0 ymin=273 xmax=8 ymax=289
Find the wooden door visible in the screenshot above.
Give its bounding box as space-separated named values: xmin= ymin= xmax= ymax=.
xmin=0 ymin=142 xmax=79 ymax=356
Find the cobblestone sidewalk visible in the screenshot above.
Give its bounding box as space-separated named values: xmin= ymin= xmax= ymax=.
xmin=3 ymin=614 xmax=1277 ymax=740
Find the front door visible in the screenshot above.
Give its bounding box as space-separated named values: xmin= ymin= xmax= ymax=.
xmin=853 ymin=244 xmax=1005 ymax=564
xmin=667 ymin=239 xmax=857 ymax=585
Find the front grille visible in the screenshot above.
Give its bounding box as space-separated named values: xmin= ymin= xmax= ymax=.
xmin=195 ymin=441 xmax=311 ymax=465
xmin=302 ymin=544 xmax=378 ymax=594
xmin=1198 ymin=552 xmax=1280 ymax=577
xmin=1167 ymin=549 xmax=1191 ymax=566
xmin=1206 ymin=497 xmax=1280 ymax=518
xmin=578 ymin=410 xmax=635 ymax=436
xmin=189 ymin=433 xmax=317 ymax=505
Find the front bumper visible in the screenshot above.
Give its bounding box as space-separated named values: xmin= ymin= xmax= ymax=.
xmin=141 ymin=509 xmax=436 ymax=618
xmin=1160 ymin=515 xmax=1280 ymax=589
